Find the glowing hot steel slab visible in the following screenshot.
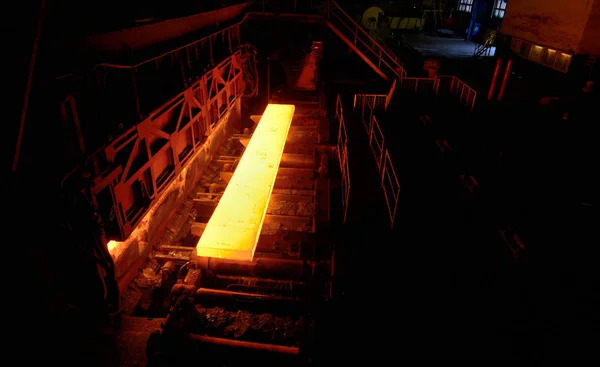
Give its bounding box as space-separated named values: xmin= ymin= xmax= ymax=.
xmin=196 ymin=104 xmax=295 ymax=261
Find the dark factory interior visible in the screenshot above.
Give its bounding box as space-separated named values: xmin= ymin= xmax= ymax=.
xmin=9 ymin=0 xmax=599 ymax=366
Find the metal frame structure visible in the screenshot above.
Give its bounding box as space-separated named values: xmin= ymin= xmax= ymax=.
xmin=327 ymin=1 xmax=407 ymax=81
xmin=89 ymin=52 xmax=244 ymax=240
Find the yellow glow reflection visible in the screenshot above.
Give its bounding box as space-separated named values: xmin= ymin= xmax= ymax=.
xmin=107 ymin=240 xmax=120 ymax=254
xmin=196 ymin=104 xmax=295 ymax=261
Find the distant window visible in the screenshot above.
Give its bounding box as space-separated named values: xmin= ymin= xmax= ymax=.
xmin=458 ymin=0 xmax=473 ymax=13
xmin=493 ymin=0 xmax=507 ymax=18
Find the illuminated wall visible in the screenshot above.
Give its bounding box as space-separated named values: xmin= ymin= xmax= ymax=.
xmin=500 ymin=0 xmax=595 ymax=53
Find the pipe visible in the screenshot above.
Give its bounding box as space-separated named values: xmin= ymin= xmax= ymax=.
xmin=195 ymin=256 xmax=311 ymax=279
xmin=497 ymin=58 xmax=513 ymax=101
xmin=187 ymin=334 xmax=300 ymax=355
xmin=488 ymin=58 xmax=503 ymax=100
xmin=216 ymin=274 xmax=305 ymax=289
xmin=195 ymin=287 xmax=296 ymax=302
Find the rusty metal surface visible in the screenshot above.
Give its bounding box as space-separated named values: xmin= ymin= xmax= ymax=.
xmin=81 ymin=2 xmax=251 ymax=53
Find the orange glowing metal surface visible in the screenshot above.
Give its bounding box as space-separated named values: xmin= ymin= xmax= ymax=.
xmin=196 ymin=104 xmax=295 ymax=261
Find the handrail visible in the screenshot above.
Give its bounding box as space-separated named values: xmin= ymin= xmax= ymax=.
xmin=385 ymin=78 xmax=396 ymax=110
xmin=329 ymin=0 xmax=407 ymax=80
xmin=381 ymin=150 xmax=400 ymax=229
xmin=357 ymin=93 xmax=401 ymax=228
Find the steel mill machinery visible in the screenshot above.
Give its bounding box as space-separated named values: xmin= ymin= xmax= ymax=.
xmin=90 ymin=33 xmax=336 ymax=364
xmin=145 ymin=93 xmax=335 ymax=366
xmin=18 ymin=2 xmax=404 ymax=365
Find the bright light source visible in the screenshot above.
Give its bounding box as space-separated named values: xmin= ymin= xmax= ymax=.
xmin=107 ymin=240 xmax=120 ymax=254
xmin=196 ymin=104 xmax=295 ymax=261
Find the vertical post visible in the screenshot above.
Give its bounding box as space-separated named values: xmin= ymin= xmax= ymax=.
xmin=13 ymin=0 xmax=46 ymax=173
xmin=497 ymin=58 xmax=513 ymax=101
xmin=379 ymin=137 xmax=385 ymax=173
xmin=381 ymin=155 xmax=386 ymax=187
xmin=488 ymin=58 xmax=503 ymax=100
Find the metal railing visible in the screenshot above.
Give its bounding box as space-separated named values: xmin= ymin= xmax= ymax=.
xmin=368 ymin=115 xmax=385 ymax=172
xmin=393 ymin=76 xmax=477 ymax=112
xmin=386 ymin=78 xmax=397 ymax=108
xmin=327 ymin=0 xmax=407 ymax=80
xmin=357 ymin=95 xmax=374 ymax=131
xmin=335 ymin=94 xmax=351 ymax=223
xmin=250 ymin=1 xmax=479 ymax=111
xmin=359 ymin=95 xmax=401 ymax=229
xmin=353 ymin=77 xmax=397 ymax=113
xmin=435 ymin=76 xmax=477 ymax=112
xmin=381 ymin=151 xmax=400 ymax=229
xmin=354 ymin=94 xmax=387 ymax=111
xmin=400 ymin=77 xmax=440 ymax=95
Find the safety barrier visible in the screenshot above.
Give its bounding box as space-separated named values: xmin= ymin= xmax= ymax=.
xmin=435 ymin=76 xmax=477 ymax=111
xmin=368 ymin=116 xmax=385 ymax=172
xmin=394 ymin=76 xmax=477 ymax=111
xmin=354 ymin=94 xmax=387 ymax=112
xmin=381 ymin=151 xmax=400 ymax=229
xmin=252 ymin=1 xmax=478 ymax=111
xmin=400 ymin=77 xmax=440 ymax=95
xmin=357 ymin=96 xmax=373 ymax=131
xmin=386 ymin=78 xmax=397 ymax=108
xmin=359 ymin=95 xmax=401 ymax=229
xmin=335 ymin=94 xmax=351 ymax=223
xmin=252 ymin=1 xmax=478 ymax=112
xmin=353 ymin=77 xmax=397 ymax=113
xmin=328 ymin=0 xmax=407 ymax=80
